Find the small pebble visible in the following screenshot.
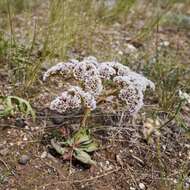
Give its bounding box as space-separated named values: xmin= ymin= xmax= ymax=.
xmin=41 ymin=151 xmax=47 ymax=159
xmin=15 ymin=118 xmax=26 ymax=128
xmin=126 ymin=43 xmax=137 ymax=53
xmin=106 ymin=160 xmax=110 ymax=165
xmin=47 ymin=153 xmax=58 ymax=163
xmin=19 ymin=155 xmax=30 ymax=165
xmin=24 ymin=125 xmax=30 ymax=130
xmin=139 ymin=183 xmax=145 ymax=189
xmin=23 ymin=136 xmax=28 ymax=141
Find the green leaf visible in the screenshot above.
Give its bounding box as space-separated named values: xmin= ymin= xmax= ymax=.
xmin=74 ymin=148 xmax=96 ymax=165
xmin=80 ymin=139 xmax=93 ymax=146
xmin=73 ymin=128 xmax=91 ymax=144
xmin=80 ymin=142 xmax=98 ymax=152
xmin=0 ymin=96 xmax=14 ymax=117
xmin=0 ymin=96 xmax=35 ymax=121
xmin=60 ymin=140 xmax=71 ymax=146
xmin=0 ymin=107 xmax=13 ymax=117
xmin=51 ymin=139 xmax=66 ymax=155
xmin=9 ymin=96 xmax=36 ymax=121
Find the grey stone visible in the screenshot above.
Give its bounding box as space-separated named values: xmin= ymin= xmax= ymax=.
xmin=15 ymin=118 xmax=26 ymax=128
xmin=18 ymin=155 xmax=30 ymax=165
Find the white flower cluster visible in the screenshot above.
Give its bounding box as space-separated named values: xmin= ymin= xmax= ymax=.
xmin=50 ymin=86 xmax=96 ymax=113
xmin=98 ymin=63 xmax=116 ymax=79
xmin=44 ymin=56 xmax=155 ymax=115
xmin=71 ymin=86 xmax=96 ymax=110
xmin=97 ymin=61 xmax=130 ymax=79
xmin=113 ymin=73 xmax=155 ymax=92
xmin=44 ymin=56 xmax=103 ymax=96
xmin=43 ymin=61 xmax=77 ymax=81
xmin=50 ymin=88 xmax=81 ymax=113
xmin=113 ymin=73 xmax=154 ymax=114
xmin=73 ymin=61 xmax=98 ymax=80
xmin=118 ymin=85 xmax=144 ymax=114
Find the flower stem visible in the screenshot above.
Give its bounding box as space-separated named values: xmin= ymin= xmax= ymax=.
xmin=81 ymin=108 xmax=91 ymax=128
xmin=97 ymin=89 xmax=119 ymax=105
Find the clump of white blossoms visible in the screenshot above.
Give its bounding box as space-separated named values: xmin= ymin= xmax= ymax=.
xmin=50 ymin=86 xmax=96 ymax=113
xmin=44 ymin=56 xmax=155 ymax=126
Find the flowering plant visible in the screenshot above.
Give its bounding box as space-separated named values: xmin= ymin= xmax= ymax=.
xmin=44 ymin=56 xmax=154 ymax=164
